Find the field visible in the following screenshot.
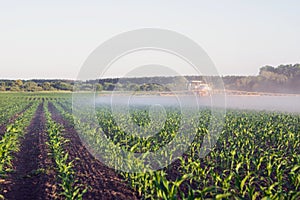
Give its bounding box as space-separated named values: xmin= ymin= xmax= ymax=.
xmin=0 ymin=93 xmax=299 ymax=200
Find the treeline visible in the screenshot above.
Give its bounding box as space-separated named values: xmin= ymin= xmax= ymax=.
xmin=0 ymin=80 xmax=73 ymax=92
xmin=1 ymin=64 xmax=300 ymax=93
xmin=223 ymin=64 xmax=300 ymax=93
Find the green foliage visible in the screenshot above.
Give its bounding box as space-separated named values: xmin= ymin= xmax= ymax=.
xmin=224 ymin=63 xmax=300 ymax=93
xmin=44 ymin=102 xmax=87 ymax=200
xmin=41 ymin=82 xmax=54 ymax=91
xmin=56 ymin=99 xmax=300 ymax=199
xmin=0 ymin=103 xmax=38 ymax=174
xmin=1 ymin=94 xmax=291 ymax=199
xmin=0 ymin=96 xmax=32 ymax=126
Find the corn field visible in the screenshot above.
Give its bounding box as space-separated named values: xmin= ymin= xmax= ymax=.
xmin=0 ymin=93 xmax=299 ymax=199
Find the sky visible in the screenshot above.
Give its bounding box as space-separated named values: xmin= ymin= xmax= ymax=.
xmin=0 ymin=0 xmax=299 ymax=79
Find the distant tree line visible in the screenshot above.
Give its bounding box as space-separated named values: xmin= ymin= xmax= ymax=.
xmin=1 ymin=64 xmax=300 ymax=93
xmin=223 ymin=64 xmax=300 ymax=93
xmin=0 ymin=80 xmax=73 ymax=92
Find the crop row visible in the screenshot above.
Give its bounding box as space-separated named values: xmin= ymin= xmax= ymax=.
xmin=0 ymin=102 xmax=38 ymax=174
xmin=0 ymin=101 xmax=39 ymax=199
xmin=44 ymin=101 xmax=87 ymax=199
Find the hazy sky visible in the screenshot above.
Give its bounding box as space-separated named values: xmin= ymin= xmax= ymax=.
xmin=0 ymin=0 xmax=299 ymax=79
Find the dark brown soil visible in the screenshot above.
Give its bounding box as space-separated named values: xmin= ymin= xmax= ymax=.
xmin=1 ymin=103 xmax=58 ymax=200
xmin=0 ymin=103 xmax=33 ymax=138
xmin=48 ymin=102 xmax=139 ymax=200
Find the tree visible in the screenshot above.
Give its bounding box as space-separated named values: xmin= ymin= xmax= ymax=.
xmin=24 ymin=81 xmax=38 ymax=92
xmin=53 ymin=82 xmax=73 ymax=91
xmin=128 ymin=83 xmax=139 ymax=91
xmin=15 ymin=79 xmax=23 ymax=87
xmin=0 ymin=82 xmax=6 ymax=91
xmin=259 ymin=65 xmax=275 ymax=75
xmin=103 ymin=82 xmax=115 ymax=90
xmin=42 ymin=82 xmax=53 ymax=91
xmin=10 ymin=85 xmax=21 ymax=91
xmin=95 ymin=83 xmax=103 ymax=91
